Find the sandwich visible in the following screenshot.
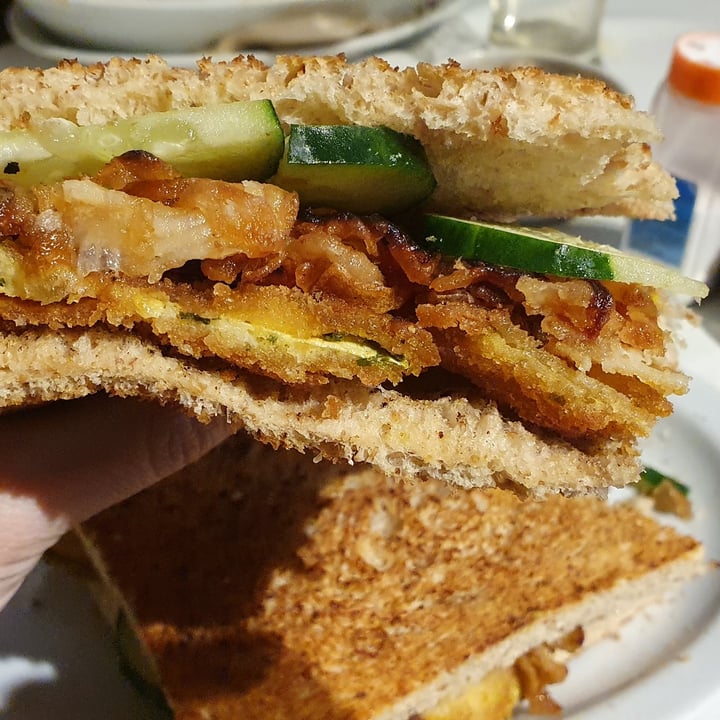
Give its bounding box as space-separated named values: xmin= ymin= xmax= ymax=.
xmin=75 ymin=433 xmax=707 ymax=720
xmin=0 ymin=55 xmax=708 ymax=495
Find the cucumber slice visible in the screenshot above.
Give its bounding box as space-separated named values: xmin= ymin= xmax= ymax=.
xmin=0 ymin=100 xmax=284 ymax=185
xmin=637 ymin=466 xmax=689 ymax=496
xmin=423 ymin=214 xmax=709 ymax=298
xmin=271 ymin=124 xmax=436 ymax=214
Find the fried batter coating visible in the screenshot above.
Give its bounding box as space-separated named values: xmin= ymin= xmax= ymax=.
xmin=0 ymin=154 xmax=688 ymax=444
xmin=516 ymin=276 xmax=687 ymax=397
xmin=416 ymin=302 xmax=661 ymax=441
xmin=0 ymin=280 xmax=438 ymax=387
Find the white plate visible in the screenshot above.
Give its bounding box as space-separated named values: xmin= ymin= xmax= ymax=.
xmin=551 ymin=321 xmax=720 ymax=720
xmin=0 ymin=320 xmax=718 ymax=719
xmin=6 ymin=0 xmax=468 ymax=68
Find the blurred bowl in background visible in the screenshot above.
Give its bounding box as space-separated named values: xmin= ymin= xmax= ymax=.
xmin=15 ymin=0 xmax=442 ymax=54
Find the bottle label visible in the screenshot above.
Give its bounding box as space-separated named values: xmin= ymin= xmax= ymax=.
xmin=624 ymin=176 xmax=697 ymax=267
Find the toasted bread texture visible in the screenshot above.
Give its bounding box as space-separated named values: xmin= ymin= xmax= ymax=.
xmin=0 ymin=54 xmax=675 ymax=219
xmin=79 ymin=434 xmax=705 ymax=720
xmin=0 ymin=326 xmax=643 ymax=495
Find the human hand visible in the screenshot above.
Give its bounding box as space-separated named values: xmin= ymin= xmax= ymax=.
xmin=0 ymin=395 xmax=235 ymax=611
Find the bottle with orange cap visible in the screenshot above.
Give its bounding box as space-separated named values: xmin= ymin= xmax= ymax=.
xmin=623 ymin=32 xmax=720 ymax=287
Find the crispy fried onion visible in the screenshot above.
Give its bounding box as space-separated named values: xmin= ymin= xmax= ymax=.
xmin=516 ymin=276 xmax=687 ymax=397
xmin=0 ymin=152 xmax=685 ymax=440
xmin=514 ymin=627 xmax=584 ymax=715
xmin=46 ymin=160 xmax=297 ymax=283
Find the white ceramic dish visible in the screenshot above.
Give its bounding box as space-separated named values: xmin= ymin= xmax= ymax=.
xmin=15 ymin=0 xmax=445 ymax=53
xmin=0 ymin=319 xmax=718 ymax=719
xmin=7 ymin=0 xmax=467 ymax=67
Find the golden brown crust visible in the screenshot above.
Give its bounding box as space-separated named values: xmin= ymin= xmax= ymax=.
xmin=0 ymin=54 xmax=675 ymax=219
xmin=81 ymin=435 xmax=705 ymax=720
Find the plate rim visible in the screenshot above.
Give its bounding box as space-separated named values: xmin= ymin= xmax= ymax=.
xmin=7 ymin=0 xmax=468 ymax=68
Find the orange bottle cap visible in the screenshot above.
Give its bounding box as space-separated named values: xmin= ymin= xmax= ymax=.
xmin=667 ymin=32 xmax=720 ymax=105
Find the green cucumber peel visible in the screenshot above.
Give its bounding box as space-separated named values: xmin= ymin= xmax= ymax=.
xmin=271 ymin=124 xmax=436 ymax=214
xmin=637 ymin=466 xmax=690 ymax=497
xmin=422 ymin=214 xmax=709 ymax=298
xmin=115 ymin=611 xmax=173 ymax=719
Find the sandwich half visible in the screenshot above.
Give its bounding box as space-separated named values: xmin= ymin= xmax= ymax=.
xmin=76 ymin=433 xmax=706 ymax=720
xmin=0 ymin=55 xmax=707 ymax=494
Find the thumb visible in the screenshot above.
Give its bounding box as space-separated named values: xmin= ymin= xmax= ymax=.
xmin=0 ymin=395 xmax=235 ymax=610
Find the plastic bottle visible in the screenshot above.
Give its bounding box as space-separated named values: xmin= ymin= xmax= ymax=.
xmin=623 ymin=32 xmax=720 ymax=285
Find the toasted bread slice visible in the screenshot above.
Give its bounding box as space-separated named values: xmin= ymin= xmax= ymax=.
xmin=77 ymin=434 xmax=706 ymax=720
xmin=0 ymin=326 xmax=643 ymax=495
xmin=0 ymin=55 xmax=674 ymax=220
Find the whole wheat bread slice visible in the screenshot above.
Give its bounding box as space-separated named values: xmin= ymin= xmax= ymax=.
xmin=0 ymin=54 xmax=675 ymax=219
xmin=77 ymin=434 xmax=706 ymax=720
xmin=0 ymin=326 xmax=642 ymax=494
